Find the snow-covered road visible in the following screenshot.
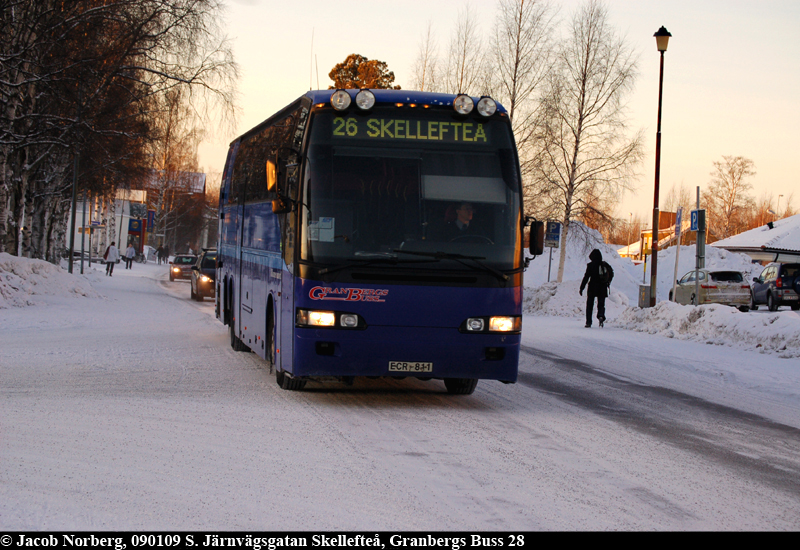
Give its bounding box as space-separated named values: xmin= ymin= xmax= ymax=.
xmin=1 ymin=261 xmax=799 ymax=530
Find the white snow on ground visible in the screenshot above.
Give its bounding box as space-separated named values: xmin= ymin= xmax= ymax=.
xmin=2 ymin=227 xmax=799 ymax=361
xmin=1 ymin=241 xmax=800 ymax=530
xmin=0 ymin=252 xmax=101 ymax=308
xmin=524 ymin=223 xmax=800 ymax=358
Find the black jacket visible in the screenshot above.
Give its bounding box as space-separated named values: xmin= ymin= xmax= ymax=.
xmin=580 ymin=249 xmax=613 ymax=297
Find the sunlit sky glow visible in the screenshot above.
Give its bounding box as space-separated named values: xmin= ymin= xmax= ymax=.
xmin=198 ymin=0 xmax=800 ymax=219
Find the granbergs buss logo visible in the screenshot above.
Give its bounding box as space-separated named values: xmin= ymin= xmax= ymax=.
xmin=309 ymin=286 xmax=388 ymax=302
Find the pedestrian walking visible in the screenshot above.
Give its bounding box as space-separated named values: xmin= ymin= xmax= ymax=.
xmin=104 ymin=241 xmax=120 ymax=276
xmin=125 ymin=243 xmax=136 ymax=269
xmin=156 ymin=245 xmax=164 ymax=265
xmin=579 ymin=249 xmax=614 ymax=328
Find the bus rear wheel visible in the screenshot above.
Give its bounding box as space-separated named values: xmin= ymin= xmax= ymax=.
xmin=276 ymin=370 xmax=307 ymax=391
xmin=444 ymin=378 xmax=478 ymax=395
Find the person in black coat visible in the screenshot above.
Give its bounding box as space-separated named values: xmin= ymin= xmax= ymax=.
xmin=579 ymin=249 xmax=614 ymax=328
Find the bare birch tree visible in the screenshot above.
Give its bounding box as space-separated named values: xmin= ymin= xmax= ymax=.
xmin=411 ymin=21 xmax=441 ymax=92
xmin=0 ymin=0 xmax=237 ymax=259
xmin=491 ymin=0 xmax=556 ymax=143
xmin=444 ymin=4 xmax=487 ymax=95
xmin=528 ymin=0 xmax=643 ymax=282
xmin=702 ymin=155 xmax=756 ymax=240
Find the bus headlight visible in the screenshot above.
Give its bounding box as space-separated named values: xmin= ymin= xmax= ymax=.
xmin=331 ymin=89 xmax=351 ymax=111
xmin=476 ymin=96 xmax=497 ymax=117
xmin=489 ymin=316 xmax=518 ymax=332
xmin=340 ymin=314 xmax=359 ymax=328
xmin=453 ymin=94 xmax=474 ymax=115
xmin=296 ymin=309 xmax=365 ymax=329
xmin=297 ymin=309 xmax=336 ymax=327
xmin=355 ymin=89 xmax=376 ymax=110
xmin=461 ymin=316 xmax=521 ymax=333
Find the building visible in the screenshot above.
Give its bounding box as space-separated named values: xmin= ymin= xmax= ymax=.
xmin=711 ymin=214 xmax=800 ymax=264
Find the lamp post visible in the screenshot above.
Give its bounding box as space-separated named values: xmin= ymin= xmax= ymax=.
xmin=649 ymin=26 xmax=671 ymax=307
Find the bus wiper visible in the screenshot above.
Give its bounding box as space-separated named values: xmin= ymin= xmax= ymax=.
xmin=317 ymin=254 xmax=431 ymax=276
xmin=392 ymin=249 xmax=509 ymax=281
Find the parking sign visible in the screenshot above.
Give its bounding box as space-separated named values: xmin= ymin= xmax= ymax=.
xmin=545 ymin=222 xmax=561 ymax=248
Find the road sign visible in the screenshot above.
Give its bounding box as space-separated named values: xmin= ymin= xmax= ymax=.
xmin=544 ymin=221 xmax=561 ymax=248
xmin=691 ymin=209 xmax=706 ymax=232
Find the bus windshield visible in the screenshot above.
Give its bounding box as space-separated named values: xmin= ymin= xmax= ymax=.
xmin=301 ymin=110 xmax=522 ymax=272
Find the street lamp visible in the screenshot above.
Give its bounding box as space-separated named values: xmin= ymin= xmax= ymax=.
xmin=649 ymin=26 xmax=671 ymax=307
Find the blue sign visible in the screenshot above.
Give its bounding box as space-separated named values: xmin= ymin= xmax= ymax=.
xmin=545 ymin=221 xmax=561 ymax=248
xmin=690 ymin=209 xmax=705 ymax=232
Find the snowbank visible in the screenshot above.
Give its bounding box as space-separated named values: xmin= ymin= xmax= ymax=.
xmin=615 ymin=300 xmax=800 ymax=359
xmin=0 ymin=253 xmax=101 ymax=308
xmin=2 ymin=226 xmax=799 ymax=358
xmin=524 ymin=222 xmax=800 ymax=358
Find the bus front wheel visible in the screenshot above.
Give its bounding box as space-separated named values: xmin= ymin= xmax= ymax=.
xmin=444 ymin=378 xmax=478 ymax=395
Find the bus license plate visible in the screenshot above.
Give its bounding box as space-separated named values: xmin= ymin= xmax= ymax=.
xmin=389 ymin=361 xmax=433 ymax=373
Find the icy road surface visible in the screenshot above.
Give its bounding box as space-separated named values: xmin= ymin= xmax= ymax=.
xmin=1 ymin=262 xmax=799 ymax=530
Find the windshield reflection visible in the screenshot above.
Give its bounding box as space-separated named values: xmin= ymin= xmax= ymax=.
xmin=301 ymin=113 xmax=521 ymax=272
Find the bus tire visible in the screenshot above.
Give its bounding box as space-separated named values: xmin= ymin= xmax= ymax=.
xmin=230 ymin=322 xmax=249 ymax=352
xmin=444 ymin=378 xmax=478 ymax=395
xmin=276 ymin=370 xmax=306 ymax=391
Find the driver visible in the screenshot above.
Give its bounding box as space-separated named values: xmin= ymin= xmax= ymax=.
xmin=439 ymin=202 xmax=478 ymax=240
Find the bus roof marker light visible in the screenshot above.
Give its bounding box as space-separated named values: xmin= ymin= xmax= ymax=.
xmin=355 ymin=89 xmax=376 ymax=110
xmin=453 ymin=94 xmax=474 ymax=115
xmin=331 ymin=90 xmax=351 ymax=111
xmin=476 ymin=97 xmax=497 ymax=117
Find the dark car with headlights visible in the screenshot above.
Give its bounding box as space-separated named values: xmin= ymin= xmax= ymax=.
xmin=190 ymin=249 xmax=217 ymax=301
xmin=751 ymin=262 xmax=800 ymax=311
xmin=169 ymin=254 xmax=197 ymax=281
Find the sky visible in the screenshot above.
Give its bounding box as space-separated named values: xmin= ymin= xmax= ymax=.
xmin=197 ymin=0 xmax=800 ymax=221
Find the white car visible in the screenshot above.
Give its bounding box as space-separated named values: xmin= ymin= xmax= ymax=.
xmin=670 ymin=269 xmax=751 ymax=311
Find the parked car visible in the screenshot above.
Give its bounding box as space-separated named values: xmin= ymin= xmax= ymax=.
xmin=190 ymin=249 xmax=217 ymax=301
xmin=751 ymin=262 xmax=800 ymax=311
xmin=670 ymin=269 xmax=751 ymax=311
xmin=169 ymin=254 xmax=197 ymax=281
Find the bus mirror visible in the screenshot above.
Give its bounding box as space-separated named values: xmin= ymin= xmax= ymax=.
xmin=529 ymin=221 xmax=544 ymax=257
xmin=272 ymin=197 xmax=293 ymax=214
xmin=266 ymin=159 xmax=278 ymax=192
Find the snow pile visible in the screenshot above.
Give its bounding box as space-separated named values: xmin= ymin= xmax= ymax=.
xmin=615 ymin=300 xmax=800 ymax=358
xmin=523 ymin=222 xmax=800 ymax=358
xmin=523 ymin=280 xmax=631 ymax=319
xmin=0 ymin=252 xmax=100 ymax=308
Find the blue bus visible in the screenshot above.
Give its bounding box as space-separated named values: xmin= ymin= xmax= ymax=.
xmin=217 ymin=89 xmax=543 ymax=394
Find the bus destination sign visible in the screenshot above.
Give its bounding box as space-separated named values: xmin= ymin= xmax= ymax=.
xmin=332 ymin=116 xmax=489 ymax=144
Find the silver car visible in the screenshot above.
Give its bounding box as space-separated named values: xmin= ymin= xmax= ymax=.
xmin=670 ymin=269 xmax=751 ymax=311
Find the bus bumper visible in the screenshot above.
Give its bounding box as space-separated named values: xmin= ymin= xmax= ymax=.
xmin=292 ymin=326 xmax=519 ymax=382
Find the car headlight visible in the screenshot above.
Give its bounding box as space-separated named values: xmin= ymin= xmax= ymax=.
xmin=200 ymin=275 xmax=211 ymax=283
xmin=172 ymin=267 xmax=180 ymax=273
